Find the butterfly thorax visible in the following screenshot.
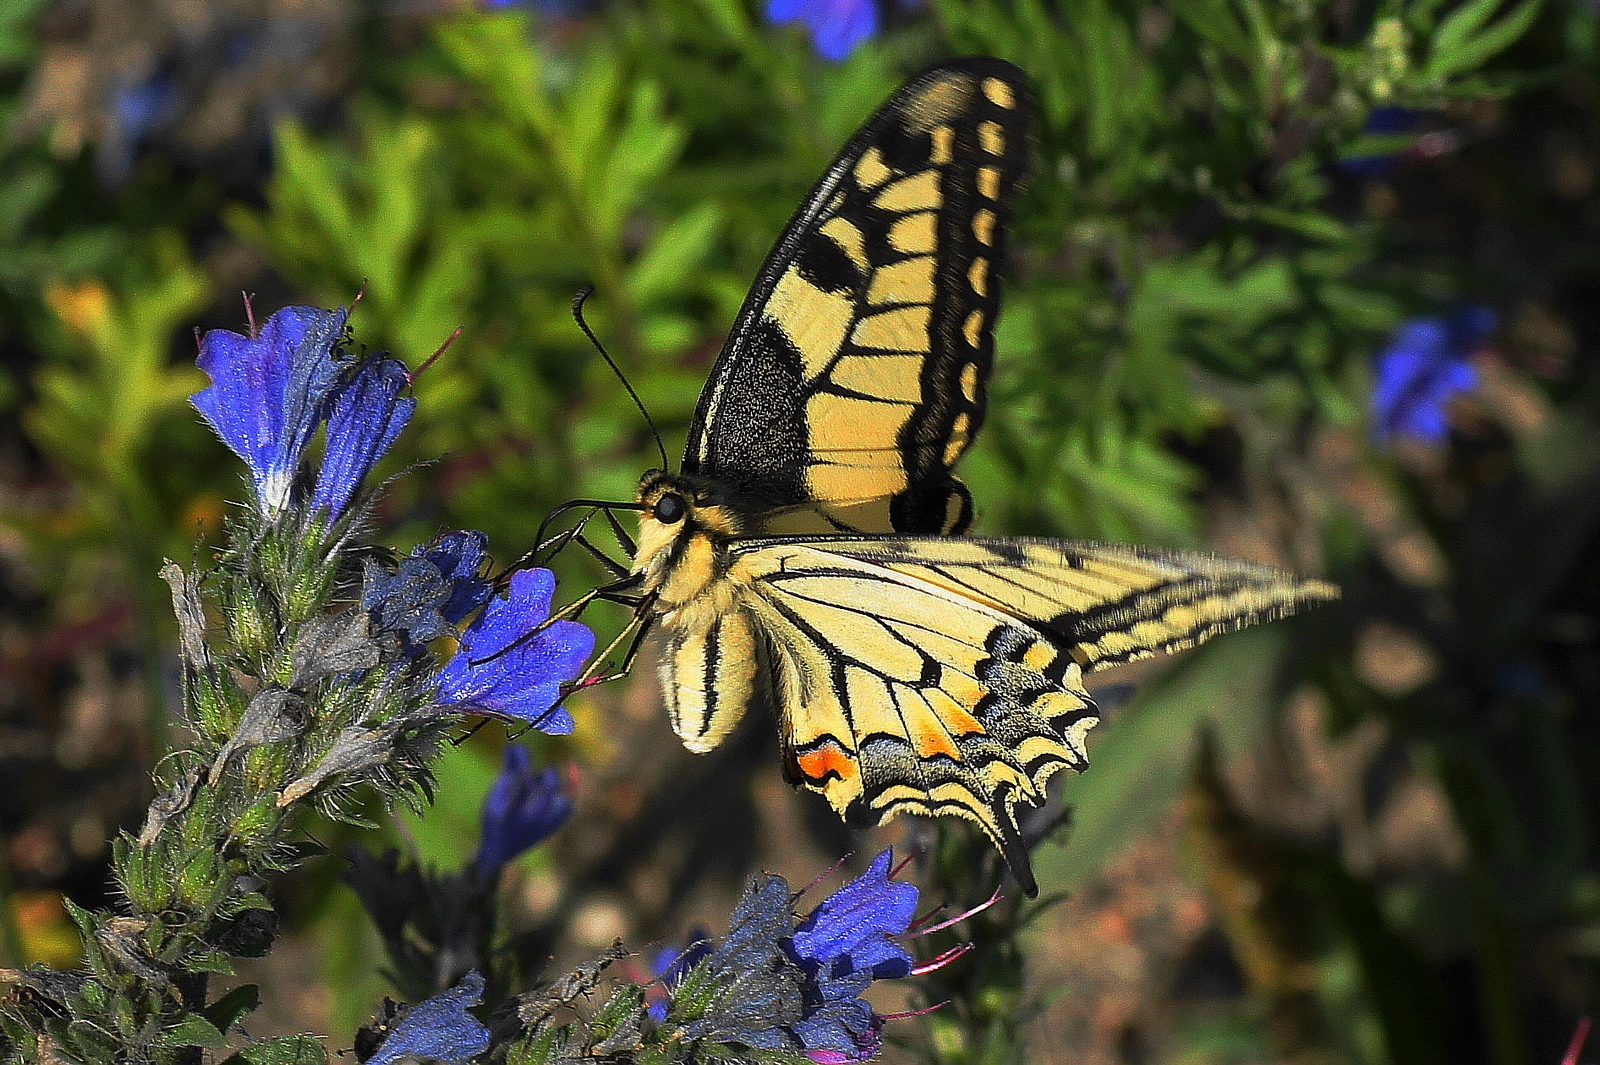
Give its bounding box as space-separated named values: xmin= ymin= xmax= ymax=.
xmin=632 ymin=470 xmax=751 ymax=612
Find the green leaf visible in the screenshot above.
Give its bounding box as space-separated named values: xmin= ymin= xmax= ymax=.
xmin=628 ymin=202 xmax=724 ymax=306
xmin=1426 ymin=0 xmax=1543 ymax=80
xmin=219 ymin=1035 xmax=329 ymax=1065
xmin=1292 ymin=847 xmax=1446 ymax=1065
xmin=203 ymin=984 xmax=261 ymax=1034
xmin=154 ymin=1014 xmax=227 ymax=1050
xmin=1033 ymin=626 xmax=1289 ymax=892
xmin=1167 ymin=0 xmax=1254 ymax=59
xmin=689 ymin=0 xmax=755 ymax=46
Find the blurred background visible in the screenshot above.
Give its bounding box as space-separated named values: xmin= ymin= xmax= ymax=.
xmin=0 ymin=0 xmax=1597 ymax=1062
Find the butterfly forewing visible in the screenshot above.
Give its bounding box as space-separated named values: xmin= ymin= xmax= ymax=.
xmin=683 ymin=59 xmax=1031 ymax=536
xmin=795 ymin=536 xmax=1341 ymax=668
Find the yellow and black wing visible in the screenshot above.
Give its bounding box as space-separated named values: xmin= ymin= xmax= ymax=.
xmin=682 ymin=58 xmax=1030 ymax=536
xmin=729 ymin=536 xmax=1337 ymax=894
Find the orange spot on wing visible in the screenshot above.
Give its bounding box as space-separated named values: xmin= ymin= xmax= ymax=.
xmin=795 ymin=742 xmax=860 ymax=785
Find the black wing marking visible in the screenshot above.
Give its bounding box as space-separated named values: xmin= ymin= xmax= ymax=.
xmin=683 ymin=58 xmax=1032 ymax=536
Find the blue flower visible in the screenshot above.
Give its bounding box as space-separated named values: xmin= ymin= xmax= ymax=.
xmin=312 ymin=355 xmax=415 ymax=520
xmin=434 ymin=568 xmax=593 ymax=733
xmin=683 ymin=850 xmax=924 ymax=1060
xmin=1372 ymin=305 xmax=1493 ymax=445
xmin=366 ymin=531 xmax=495 ymax=654
xmin=367 ymin=970 xmax=491 ymax=1065
xmin=473 ymin=744 xmax=574 ymax=877
xmin=766 ymin=0 xmax=878 ymax=62
xmin=192 ymin=305 xmax=349 ymax=515
xmin=786 ymin=850 xmax=917 ymax=1059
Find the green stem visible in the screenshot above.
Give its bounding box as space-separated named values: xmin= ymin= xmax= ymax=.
xmin=0 ymin=842 xmax=24 ymax=968
xmin=1466 ymin=867 xmax=1528 ymax=1065
xmin=1426 ymin=738 xmax=1528 ymax=1065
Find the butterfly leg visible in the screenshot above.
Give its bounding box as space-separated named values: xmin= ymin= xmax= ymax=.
xmin=504 ymin=597 xmax=655 ymax=741
xmin=569 ymin=529 xmax=632 ymax=580
xmin=561 ymin=609 xmax=655 ymax=696
xmin=598 ymin=504 xmax=638 ymax=557
xmin=469 ymin=571 xmax=644 ymax=669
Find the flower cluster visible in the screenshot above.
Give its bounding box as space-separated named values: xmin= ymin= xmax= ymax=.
xmin=192 ymin=303 xmax=413 ymax=523
xmin=195 ymin=302 xmax=594 ymax=733
xmin=657 ymin=850 xmax=974 ymax=1062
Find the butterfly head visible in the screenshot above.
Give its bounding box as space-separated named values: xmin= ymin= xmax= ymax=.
xmin=631 ymin=471 xmax=748 ymax=607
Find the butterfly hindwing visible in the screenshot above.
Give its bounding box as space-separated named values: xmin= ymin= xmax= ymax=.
xmin=723 ymin=536 xmax=1335 ymax=892
xmin=683 ymin=58 xmax=1031 ymax=536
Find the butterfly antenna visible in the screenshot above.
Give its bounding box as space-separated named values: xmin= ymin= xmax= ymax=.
xmin=572 ymin=286 xmax=671 ymax=473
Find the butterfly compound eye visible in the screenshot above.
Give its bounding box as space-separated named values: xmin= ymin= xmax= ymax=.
xmin=653 ymin=493 xmax=686 ymax=524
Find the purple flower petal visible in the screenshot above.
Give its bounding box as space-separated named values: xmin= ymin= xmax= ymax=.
xmin=192 ymin=305 xmax=348 ymax=514
xmin=473 ymin=744 xmax=573 ymax=876
xmin=312 ymin=355 xmax=415 ymax=520
xmin=791 ymin=850 xmax=917 ymax=981
xmin=435 ymin=568 xmax=593 ymax=733
xmin=367 ymin=970 xmax=491 ymax=1065
xmin=766 ymin=0 xmax=878 ymax=61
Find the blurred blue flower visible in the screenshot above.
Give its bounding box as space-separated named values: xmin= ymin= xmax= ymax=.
xmin=102 ymin=70 xmax=180 ymax=181
xmin=192 ymin=305 xmax=349 ymax=515
xmin=312 ymin=355 xmax=416 ymax=520
xmin=434 ymin=568 xmax=593 ymax=733
xmin=473 ymin=744 xmax=573 ymax=877
xmin=767 ymin=0 xmax=878 ymax=61
xmin=1339 ymin=105 xmax=1427 ymax=177
xmin=366 ymin=531 xmax=495 ymax=654
xmin=1372 ymin=305 xmax=1494 ymax=445
xmin=115 ymin=72 xmax=179 ymax=142
xmin=367 ymin=970 xmax=491 ymax=1065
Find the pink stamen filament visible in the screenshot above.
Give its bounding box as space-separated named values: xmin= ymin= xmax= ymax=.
xmin=908 ymin=888 xmax=1003 ymax=938
xmin=413 ymin=325 xmax=462 ymax=381
xmin=1562 ymin=1016 xmax=1591 ymax=1065
xmin=880 ymin=1000 xmax=950 ymax=1022
xmin=795 ymin=853 xmax=853 ymax=904
xmin=911 ymin=943 xmax=972 ymax=976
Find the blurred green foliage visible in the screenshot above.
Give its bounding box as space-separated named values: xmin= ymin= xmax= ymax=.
xmin=2 ymin=0 xmax=1599 ymax=1062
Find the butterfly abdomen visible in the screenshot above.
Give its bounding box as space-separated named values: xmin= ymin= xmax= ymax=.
xmin=634 ymin=471 xmax=770 ymax=751
xmin=658 ymin=603 xmax=759 ymax=754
